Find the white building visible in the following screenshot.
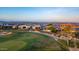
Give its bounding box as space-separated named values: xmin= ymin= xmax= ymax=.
xmin=12 ymin=25 xmax=18 ymax=29
xmin=32 ymin=25 xmax=41 ymax=31
xmin=18 ymin=25 xmax=31 ymax=30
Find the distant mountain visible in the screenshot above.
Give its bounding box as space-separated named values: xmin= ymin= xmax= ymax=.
xmin=0 ymin=20 xmax=79 ymax=25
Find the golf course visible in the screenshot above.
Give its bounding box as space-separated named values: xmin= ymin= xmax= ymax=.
xmin=0 ymin=31 xmax=68 ymax=51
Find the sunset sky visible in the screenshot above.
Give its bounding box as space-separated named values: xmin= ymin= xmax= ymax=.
xmin=0 ymin=7 xmax=79 ymax=22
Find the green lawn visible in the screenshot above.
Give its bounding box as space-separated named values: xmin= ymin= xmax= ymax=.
xmin=0 ymin=31 xmax=68 ymax=51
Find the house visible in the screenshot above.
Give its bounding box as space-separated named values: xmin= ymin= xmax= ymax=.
xmin=42 ymin=24 xmax=52 ymax=33
xmin=18 ymin=24 xmax=31 ymax=30
xmin=53 ymin=23 xmax=61 ymax=31
xmin=60 ymin=23 xmax=79 ymax=33
xmin=73 ymin=26 xmax=79 ymax=33
xmin=12 ymin=25 xmax=18 ymax=29
xmin=2 ymin=24 xmax=13 ymax=30
xmin=32 ymin=24 xmax=41 ymax=31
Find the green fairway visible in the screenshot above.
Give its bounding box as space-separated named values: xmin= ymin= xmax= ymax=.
xmin=0 ymin=31 xmax=68 ymax=51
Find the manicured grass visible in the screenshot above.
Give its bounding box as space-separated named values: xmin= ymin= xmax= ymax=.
xmin=0 ymin=31 xmax=68 ymax=51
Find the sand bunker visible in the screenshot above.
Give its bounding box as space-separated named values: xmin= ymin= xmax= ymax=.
xmin=0 ymin=32 xmax=12 ymax=36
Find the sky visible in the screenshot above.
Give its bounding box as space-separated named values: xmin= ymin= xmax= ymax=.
xmin=0 ymin=7 xmax=79 ymax=22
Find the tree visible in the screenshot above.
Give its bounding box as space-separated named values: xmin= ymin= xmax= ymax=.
xmin=46 ymin=24 xmax=57 ymax=33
